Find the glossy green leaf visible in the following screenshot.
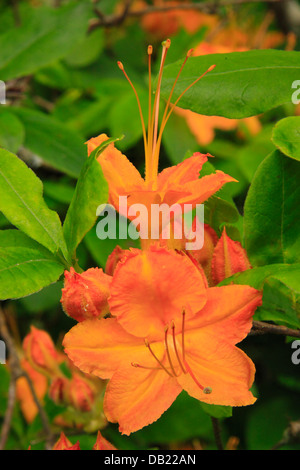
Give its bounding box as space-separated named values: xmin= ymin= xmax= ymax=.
xmin=0 ymin=230 xmax=64 ymax=300
xmin=0 ymin=109 xmax=25 ymax=153
xmin=244 ymin=150 xmax=300 ymax=266
xmin=161 ymin=50 xmax=300 ymax=118
xmin=12 ymin=108 xmax=86 ymax=178
xmin=0 ymin=149 xmax=68 ymax=259
xmin=62 ymin=139 xmax=120 ymax=258
xmin=272 ymin=116 xmax=300 ymax=161
xmin=0 ymin=2 xmax=91 ymax=80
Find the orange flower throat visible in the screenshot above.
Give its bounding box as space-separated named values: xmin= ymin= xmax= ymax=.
xmin=132 ymin=309 xmax=212 ymax=394
xmin=117 ymin=39 xmax=215 ymax=189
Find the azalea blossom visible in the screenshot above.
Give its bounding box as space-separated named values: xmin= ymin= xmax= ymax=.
xmin=63 ymin=246 xmax=262 ymax=435
xmin=87 ymin=41 xmax=237 ymax=246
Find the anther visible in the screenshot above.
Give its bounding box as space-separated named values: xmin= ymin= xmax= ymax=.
xmin=187 ymin=49 xmax=194 ymax=57
xmin=117 ymin=61 xmax=124 ymax=71
xmin=148 ymin=45 xmax=153 ymax=55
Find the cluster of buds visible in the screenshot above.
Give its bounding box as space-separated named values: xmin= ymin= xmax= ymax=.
xmin=21 ymin=326 xmax=104 ymax=418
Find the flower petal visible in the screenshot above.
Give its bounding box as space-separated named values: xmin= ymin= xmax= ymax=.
xmin=158 ymin=152 xmax=208 ymax=190
xmin=187 ymin=285 xmax=262 ymax=345
xmin=109 ymin=246 xmax=208 ymax=340
xmin=63 ymin=318 xmax=145 ymax=379
xmin=178 ymin=329 xmax=256 ymax=406
xmin=177 ymin=170 xmax=237 ymax=205
xmin=104 ymin=363 xmax=181 ymax=435
xmin=89 ymin=133 xmax=145 ymax=208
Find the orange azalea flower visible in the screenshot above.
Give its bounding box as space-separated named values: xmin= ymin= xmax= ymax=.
xmin=87 ymin=41 xmax=236 ymax=246
xmin=63 ymin=245 xmax=262 ymax=435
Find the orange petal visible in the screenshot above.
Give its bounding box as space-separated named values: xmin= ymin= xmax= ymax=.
xmin=187 ymin=285 xmax=262 ymax=345
xmin=177 ymin=170 xmax=237 ymax=205
xmin=104 ymin=362 xmax=181 ymax=435
xmin=211 ymin=228 xmax=252 ymax=285
xmin=157 ymin=152 xmax=208 ymax=191
xmin=109 ymin=245 xmax=208 ymax=341
xmin=178 ymin=330 xmax=256 ymax=406
xmin=90 ymin=133 xmax=144 ymax=208
xmin=63 ymin=317 xmax=145 ymax=379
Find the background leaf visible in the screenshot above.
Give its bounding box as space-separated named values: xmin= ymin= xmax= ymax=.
xmin=244 ymin=150 xmax=300 ymax=266
xmin=0 ymin=230 xmax=64 ymax=300
xmin=161 ymin=50 xmax=300 ymax=118
xmin=272 ymin=116 xmax=300 ymax=161
xmin=0 ymin=149 xmax=68 ymax=259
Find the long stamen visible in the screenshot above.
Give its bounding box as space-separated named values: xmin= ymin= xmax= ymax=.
xmin=182 ymin=309 xmax=186 ymax=363
xmin=145 ymin=338 xmax=174 ymax=377
xmin=164 ymin=326 xmax=177 ymax=377
xmin=147 ymin=44 xmax=153 ymax=178
xmin=181 ymin=309 xmax=212 ymax=395
xmin=117 ymin=61 xmax=148 ymax=163
xmin=149 ymin=39 xmax=171 ymax=183
xmin=152 ymin=63 xmax=216 ymax=172
xmin=171 ymin=320 xmax=186 ymax=374
xmin=131 ymin=363 xmax=164 ymax=371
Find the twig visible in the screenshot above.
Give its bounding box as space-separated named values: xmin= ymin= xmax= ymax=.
xmin=250 ymin=321 xmax=300 ymax=339
xmin=0 ymin=307 xmax=55 ymax=450
xmin=88 ymin=0 xmax=286 ymax=31
xmin=211 ymin=417 xmax=224 ymax=450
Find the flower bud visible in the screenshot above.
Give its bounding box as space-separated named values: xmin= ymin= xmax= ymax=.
xmin=105 ymin=245 xmax=125 ymax=276
xmin=211 ymin=227 xmax=251 ymax=285
xmin=61 ymin=267 xmax=112 ymax=322
xmin=68 ymin=373 xmax=96 ymax=412
xmin=53 ymin=432 xmax=80 ymax=450
xmin=93 ymin=431 xmax=117 ymax=450
xmin=22 ymin=326 xmax=59 ymax=376
xmin=49 ymin=376 xmax=69 ymax=406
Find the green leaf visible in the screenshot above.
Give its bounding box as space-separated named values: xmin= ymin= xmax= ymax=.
xmin=0 ymin=230 xmax=64 ymax=300
xmin=272 ymin=116 xmax=300 ymax=161
xmin=256 ymin=268 xmax=300 ymax=329
xmin=244 ymin=150 xmax=300 ymax=266
xmin=0 ymin=108 xmax=25 ymax=153
xmin=12 ymin=108 xmax=86 ymax=178
xmin=62 ymin=138 xmax=121 ymax=259
xmin=200 ymin=403 xmax=232 ymax=419
xmin=0 ymin=2 xmax=91 ymax=80
xmin=0 ymin=149 xmax=68 ymax=259
xmin=161 ymin=50 xmax=300 ymax=118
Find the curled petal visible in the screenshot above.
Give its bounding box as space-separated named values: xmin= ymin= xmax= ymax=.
xmin=157 ymin=152 xmax=209 ymax=190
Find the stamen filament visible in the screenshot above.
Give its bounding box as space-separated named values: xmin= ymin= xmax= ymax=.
xmin=147 ymin=45 xmax=153 ymax=178
xmin=131 ymin=362 xmax=164 ymax=371
xmin=182 ymin=309 xmax=186 ymax=363
xmin=148 ymin=39 xmax=171 ymax=184
xmin=164 ymin=326 xmax=178 ymax=377
xmin=152 ymin=64 xmax=216 ymax=171
xmin=145 ymin=338 xmax=173 ymax=377
xmin=171 ymin=321 xmax=186 ymax=374
xmin=117 ymin=61 xmax=148 ymax=165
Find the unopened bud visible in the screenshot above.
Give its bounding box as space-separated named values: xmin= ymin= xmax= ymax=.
xmin=61 ymin=267 xmax=112 ymax=322
xmin=22 ymin=326 xmax=59 ymax=376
